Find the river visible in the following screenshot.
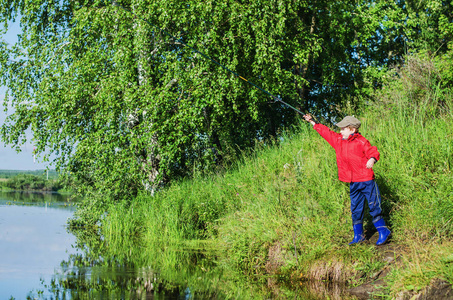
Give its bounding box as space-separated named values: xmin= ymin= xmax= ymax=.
xmin=0 ymin=191 xmax=356 ymax=299
xmin=0 ymin=191 xmax=78 ymax=299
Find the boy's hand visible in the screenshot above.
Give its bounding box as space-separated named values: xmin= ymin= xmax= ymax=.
xmin=366 ymin=158 xmax=376 ymax=169
xmin=303 ymin=114 xmax=316 ymax=125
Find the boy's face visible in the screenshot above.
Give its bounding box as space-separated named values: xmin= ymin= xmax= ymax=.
xmin=340 ymin=127 xmax=356 ymax=139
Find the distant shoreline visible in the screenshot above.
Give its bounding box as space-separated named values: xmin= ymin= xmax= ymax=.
xmin=0 ymin=169 xmax=58 ymax=179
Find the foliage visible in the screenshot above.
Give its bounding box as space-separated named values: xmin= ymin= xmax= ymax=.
xmin=402 ymin=0 xmax=453 ymax=53
xmin=4 ymin=0 xmax=452 ymax=197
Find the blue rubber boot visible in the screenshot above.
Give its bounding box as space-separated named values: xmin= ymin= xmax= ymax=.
xmin=374 ymin=219 xmax=391 ymax=245
xmin=349 ymin=224 xmax=366 ymax=245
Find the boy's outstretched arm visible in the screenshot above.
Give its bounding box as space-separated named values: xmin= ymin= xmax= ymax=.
xmin=303 ymin=114 xmax=339 ymax=149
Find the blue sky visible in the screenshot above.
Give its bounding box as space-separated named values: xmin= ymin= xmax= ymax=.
xmin=1 ymin=21 xmax=50 ymax=170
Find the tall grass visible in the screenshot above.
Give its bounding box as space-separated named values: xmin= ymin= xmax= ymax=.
xmin=85 ymin=53 xmax=453 ymax=298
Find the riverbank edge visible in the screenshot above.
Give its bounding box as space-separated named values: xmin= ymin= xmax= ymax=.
xmin=279 ymin=236 xmax=453 ymax=299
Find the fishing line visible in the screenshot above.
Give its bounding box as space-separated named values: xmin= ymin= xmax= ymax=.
xmin=111 ymin=1 xmax=306 ymax=116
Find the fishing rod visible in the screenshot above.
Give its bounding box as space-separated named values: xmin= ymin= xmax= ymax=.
xmin=111 ymin=1 xmax=306 ymax=116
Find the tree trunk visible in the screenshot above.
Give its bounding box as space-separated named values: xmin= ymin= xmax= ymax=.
xmin=132 ymin=5 xmax=161 ymax=194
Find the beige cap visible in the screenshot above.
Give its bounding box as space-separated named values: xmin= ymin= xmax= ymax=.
xmin=336 ymin=116 xmax=361 ymax=128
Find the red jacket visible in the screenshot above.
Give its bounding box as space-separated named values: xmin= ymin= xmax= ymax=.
xmin=314 ymin=124 xmax=380 ymax=182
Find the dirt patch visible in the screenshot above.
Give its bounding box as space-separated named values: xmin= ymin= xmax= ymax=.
xmin=302 ymin=280 xmax=358 ymax=300
xmin=267 ymin=241 xmax=359 ymax=298
xmin=266 ymin=242 xmax=284 ymax=275
xmin=266 ymin=242 xmax=285 ymax=288
xmin=308 ymin=260 xmax=356 ymax=283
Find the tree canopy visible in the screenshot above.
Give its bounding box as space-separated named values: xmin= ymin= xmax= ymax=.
xmin=1 ymin=0 xmax=452 ymax=197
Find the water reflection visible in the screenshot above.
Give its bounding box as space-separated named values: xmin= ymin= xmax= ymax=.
xmin=41 ymin=227 xmax=358 ymax=300
xmin=45 ymin=261 xmax=217 ymax=299
xmin=42 ymin=229 xmax=238 ymax=299
xmin=0 ymin=190 xmax=76 ymax=207
xmin=0 ymin=192 xmax=356 ymax=299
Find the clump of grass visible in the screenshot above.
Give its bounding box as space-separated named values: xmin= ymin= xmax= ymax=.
xmin=387 ymin=241 xmax=453 ymax=295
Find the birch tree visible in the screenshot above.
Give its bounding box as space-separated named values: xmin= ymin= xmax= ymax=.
xmin=1 ymin=0 xmax=450 ymax=199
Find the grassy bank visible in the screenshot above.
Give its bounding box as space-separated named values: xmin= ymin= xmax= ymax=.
xmin=73 ymin=55 xmax=453 ymax=298
xmin=97 ymin=102 xmax=452 ymax=297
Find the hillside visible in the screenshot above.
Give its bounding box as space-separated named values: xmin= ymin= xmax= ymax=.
xmin=69 ymin=54 xmax=453 ymax=298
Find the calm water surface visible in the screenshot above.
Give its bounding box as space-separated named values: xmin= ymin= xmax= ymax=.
xmin=0 ymin=191 xmax=356 ymax=300
xmin=0 ymin=191 xmax=78 ymax=299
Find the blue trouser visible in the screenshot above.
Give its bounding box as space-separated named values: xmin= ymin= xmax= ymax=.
xmin=350 ymin=180 xmax=383 ymax=225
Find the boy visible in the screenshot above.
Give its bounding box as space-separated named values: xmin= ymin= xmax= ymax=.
xmin=303 ymin=114 xmax=391 ymax=246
